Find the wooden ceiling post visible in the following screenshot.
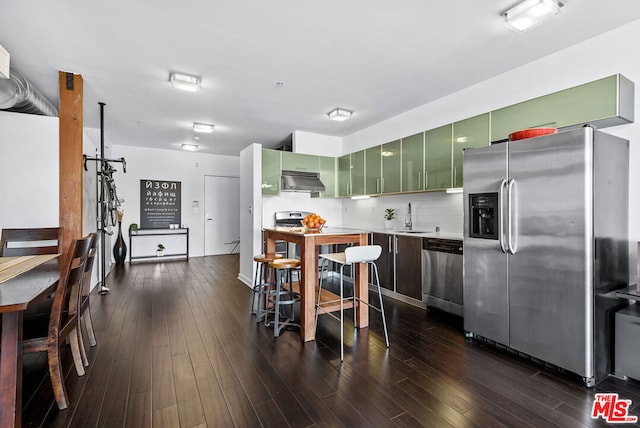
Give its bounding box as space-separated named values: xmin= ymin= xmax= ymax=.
xmin=58 ymin=71 xmax=83 ymax=255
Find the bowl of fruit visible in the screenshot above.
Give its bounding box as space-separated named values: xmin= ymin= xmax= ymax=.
xmin=302 ymin=213 xmax=326 ymax=232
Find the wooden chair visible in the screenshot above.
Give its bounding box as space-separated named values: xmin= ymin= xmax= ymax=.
xmin=78 ymin=233 xmax=98 ymax=367
xmin=0 ymin=227 xmax=63 ymax=256
xmin=22 ymin=235 xmax=92 ymax=410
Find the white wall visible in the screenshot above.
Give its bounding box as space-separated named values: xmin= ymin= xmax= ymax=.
xmin=262 ymin=192 xmax=343 ymax=228
xmin=342 ymin=192 xmax=463 ymax=233
xmin=239 ymin=144 xmax=262 ymax=285
xmin=0 ymin=111 xmax=59 ymax=229
xmin=82 ymin=128 xmax=100 ymax=290
xmin=293 ymin=130 xmax=342 ymax=157
xmin=343 ymin=19 xmax=640 ymax=273
xmin=110 ymin=144 xmax=240 ymax=258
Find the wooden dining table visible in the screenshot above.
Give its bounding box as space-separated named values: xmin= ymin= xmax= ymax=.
xmin=263 ymin=227 xmax=369 ymax=342
xmin=0 ymin=255 xmax=60 ymax=428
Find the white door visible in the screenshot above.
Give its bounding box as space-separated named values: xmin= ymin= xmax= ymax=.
xmin=204 ymin=175 xmax=240 ymax=255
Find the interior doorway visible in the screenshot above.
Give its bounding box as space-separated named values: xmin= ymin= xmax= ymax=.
xmin=204 ymin=175 xmax=240 ymax=255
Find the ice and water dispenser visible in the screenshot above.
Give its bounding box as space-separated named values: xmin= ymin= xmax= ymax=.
xmin=469 ymin=193 xmax=499 ymax=239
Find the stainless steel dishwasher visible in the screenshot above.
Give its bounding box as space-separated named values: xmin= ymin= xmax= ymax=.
xmin=422 ymin=238 xmax=463 ymax=316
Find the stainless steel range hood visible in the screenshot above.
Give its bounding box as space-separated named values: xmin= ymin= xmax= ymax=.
xmin=281 ymin=170 xmax=325 ymax=196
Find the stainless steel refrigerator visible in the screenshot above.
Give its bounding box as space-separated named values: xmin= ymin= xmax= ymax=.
xmin=463 ymin=126 xmax=629 ymax=386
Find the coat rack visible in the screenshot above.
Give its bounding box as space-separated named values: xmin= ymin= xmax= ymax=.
xmin=82 ymin=102 xmax=126 ymax=294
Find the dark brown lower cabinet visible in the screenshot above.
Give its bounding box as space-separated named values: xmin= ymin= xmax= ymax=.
xmin=394 ymin=235 xmax=422 ymax=300
xmin=371 ymin=232 xmax=394 ymax=291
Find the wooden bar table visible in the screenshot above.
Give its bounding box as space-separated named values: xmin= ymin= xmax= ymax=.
xmin=0 ymin=256 xmax=60 ymax=428
xmin=263 ymin=227 xmax=369 ymax=342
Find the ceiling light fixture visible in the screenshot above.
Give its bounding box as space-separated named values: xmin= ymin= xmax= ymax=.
xmin=193 ymin=122 xmax=215 ymax=133
xmin=181 ymin=143 xmax=198 ymax=151
xmin=327 ymin=108 xmax=353 ymax=121
xmin=350 ymin=195 xmax=371 ymax=200
xmin=169 ymin=72 xmax=201 ymax=91
xmin=446 ymin=187 xmax=463 ymax=194
xmin=504 ymin=0 xmax=562 ymax=32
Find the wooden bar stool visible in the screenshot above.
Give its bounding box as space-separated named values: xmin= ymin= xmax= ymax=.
xmin=251 ymin=253 xmax=283 ymax=322
xmin=265 ymin=258 xmax=301 ymax=337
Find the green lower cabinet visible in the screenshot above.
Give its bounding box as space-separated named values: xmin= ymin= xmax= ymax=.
xmin=401 ymin=132 xmax=424 ymax=192
xmin=365 ymin=146 xmax=382 ymax=195
xmin=425 ymin=124 xmax=452 ymax=190
xmin=261 ymin=149 xmax=281 ymax=195
xmin=491 ymin=74 xmax=634 ymax=141
xmin=381 ymin=140 xmax=401 ymax=194
xmin=319 ymin=156 xmax=336 ymax=197
xmin=281 ymin=151 xmax=319 ymax=172
xmin=337 ymin=154 xmax=351 ymax=197
xmin=452 ymin=113 xmax=490 ymax=188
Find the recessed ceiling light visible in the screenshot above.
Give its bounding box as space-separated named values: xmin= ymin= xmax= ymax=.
xmin=503 ymin=0 xmax=562 ymax=32
xmin=181 ymin=143 xmax=198 ymax=151
xmin=327 ymin=108 xmax=353 ymax=121
xmin=193 ymin=135 xmax=200 ymax=141
xmin=193 ymin=122 xmax=215 ymax=133
xmin=169 ymin=72 xmax=201 ymax=91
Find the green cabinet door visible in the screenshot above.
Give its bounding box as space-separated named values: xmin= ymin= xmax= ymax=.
xmin=350 ymin=150 xmax=365 ymax=196
xmin=337 ymin=154 xmax=351 ymax=197
xmin=401 ymin=132 xmax=424 ymax=192
xmin=261 ymin=149 xmax=281 ymax=196
xmin=281 ymin=151 xmax=319 ymax=172
xmin=491 ymin=74 xmax=633 ymax=141
xmin=365 ymin=146 xmax=382 ymax=195
xmin=452 ymin=113 xmax=489 ymax=188
xmin=319 ymin=156 xmax=336 ymax=197
xmin=424 ymin=124 xmax=452 ymax=190
xmin=381 ymin=140 xmax=401 ymax=194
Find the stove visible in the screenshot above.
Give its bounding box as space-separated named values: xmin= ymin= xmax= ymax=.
xmin=274 ymin=211 xmax=312 ymax=227
xmin=270 ymin=211 xmax=312 ymax=258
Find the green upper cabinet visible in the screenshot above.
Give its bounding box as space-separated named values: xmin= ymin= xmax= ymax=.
xmin=452 ymin=113 xmax=490 ymax=188
xmin=424 ymin=124 xmax=452 ymax=190
xmin=337 ymin=154 xmax=351 ymax=197
xmin=365 ymin=146 xmax=382 ymax=195
xmin=401 ymin=132 xmax=424 ymax=192
xmin=261 ymin=149 xmax=281 ymax=196
xmin=381 ymin=140 xmax=401 ymax=194
xmin=281 ymin=151 xmax=319 ymax=172
xmin=350 ymin=150 xmax=365 ymax=196
xmin=319 ymin=156 xmax=336 ymax=197
xmin=491 ymin=74 xmax=634 ymax=141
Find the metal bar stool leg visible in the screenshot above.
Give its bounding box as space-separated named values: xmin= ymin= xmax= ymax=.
xmin=371 ymin=262 xmax=389 ymax=347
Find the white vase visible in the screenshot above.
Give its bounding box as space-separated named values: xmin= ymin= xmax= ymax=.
xmin=384 ymin=220 xmax=393 ymax=229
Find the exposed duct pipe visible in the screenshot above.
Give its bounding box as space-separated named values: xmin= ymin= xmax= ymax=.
xmin=0 ymin=68 xmax=58 ymax=116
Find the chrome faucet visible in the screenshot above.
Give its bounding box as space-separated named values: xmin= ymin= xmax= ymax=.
xmin=404 ymin=203 xmax=413 ymax=230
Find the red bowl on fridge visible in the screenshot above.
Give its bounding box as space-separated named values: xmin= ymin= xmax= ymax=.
xmin=508 ymin=127 xmax=557 ymax=141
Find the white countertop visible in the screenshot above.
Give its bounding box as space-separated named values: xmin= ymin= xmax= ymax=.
xmin=365 ymin=228 xmax=463 ymax=241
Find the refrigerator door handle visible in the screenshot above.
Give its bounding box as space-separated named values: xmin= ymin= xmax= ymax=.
xmin=499 ymin=179 xmax=508 ymax=253
xmin=507 ymin=178 xmax=517 ymax=254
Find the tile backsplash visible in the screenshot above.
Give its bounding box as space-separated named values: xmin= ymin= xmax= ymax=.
xmin=341 ymin=192 xmax=463 ymax=233
xmin=261 ymin=190 xmax=463 ymax=233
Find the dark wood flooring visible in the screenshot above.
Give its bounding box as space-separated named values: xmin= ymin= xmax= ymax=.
xmin=21 ymin=254 xmax=640 ymax=427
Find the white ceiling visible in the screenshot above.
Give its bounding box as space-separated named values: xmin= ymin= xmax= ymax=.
xmin=2 ymin=1 xmax=640 ymax=156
